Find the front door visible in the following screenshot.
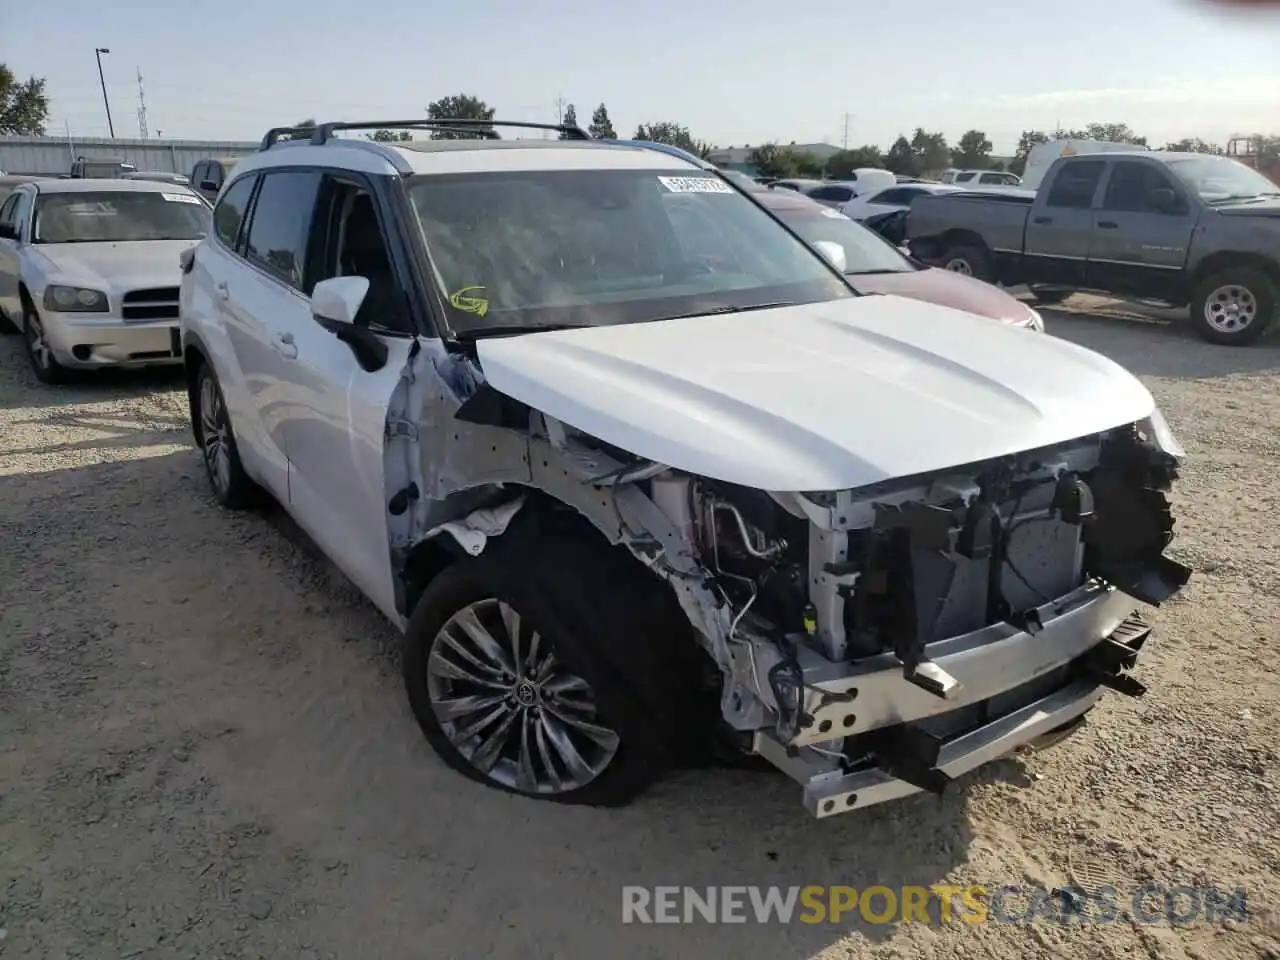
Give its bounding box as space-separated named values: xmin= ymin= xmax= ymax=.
xmin=1085 ymin=160 xmax=1196 ymax=300
xmin=1022 ymin=160 xmax=1107 ymax=287
xmin=270 ymin=172 xmax=415 ymax=619
xmin=0 ymin=192 xmax=25 ymax=320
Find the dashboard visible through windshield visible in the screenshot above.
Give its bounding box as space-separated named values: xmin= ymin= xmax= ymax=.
xmin=406 ymin=168 xmax=852 ymax=334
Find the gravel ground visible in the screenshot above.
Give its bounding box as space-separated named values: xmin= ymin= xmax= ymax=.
xmin=1 ymin=304 xmax=1278 ymax=960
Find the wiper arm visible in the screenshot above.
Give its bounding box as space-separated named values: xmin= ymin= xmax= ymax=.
xmin=452 ymin=322 xmax=594 ymax=340
xmin=675 ymin=301 xmax=796 ymax=319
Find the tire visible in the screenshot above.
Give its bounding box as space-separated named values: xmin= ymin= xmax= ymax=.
xmin=1028 ymin=286 xmax=1074 ymax=305
xmin=403 ymin=516 xmax=707 ymax=807
xmin=940 ymin=243 xmax=992 ymax=282
xmin=21 ymin=302 xmax=70 ymax=385
xmin=192 ymin=362 xmax=260 ymax=509
xmin=1191 ymin=267 xmax=1276 ymax=346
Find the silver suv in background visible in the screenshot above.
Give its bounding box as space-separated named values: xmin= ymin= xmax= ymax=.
xmin=179 ymin=117 xmax=1189 ymax=818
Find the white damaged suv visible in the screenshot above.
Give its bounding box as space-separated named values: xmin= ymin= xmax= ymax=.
xmin=179 ymin=118 xmax=1190 ymax=818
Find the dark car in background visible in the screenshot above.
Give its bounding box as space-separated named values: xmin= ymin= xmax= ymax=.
xmin=754 ymin=188 xmax=1044 ymax=330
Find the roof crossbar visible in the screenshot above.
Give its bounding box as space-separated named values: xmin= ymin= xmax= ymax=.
xmin=259 ymin=118 xmax=591 ymax=151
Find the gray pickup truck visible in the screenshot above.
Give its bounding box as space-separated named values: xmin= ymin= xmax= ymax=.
xmin=906 ymin=151 xmax=1280 ymax=345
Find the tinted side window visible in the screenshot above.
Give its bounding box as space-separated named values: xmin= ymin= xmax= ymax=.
xmin=1103 ymin=162 xmax=1186 ymax=214
xmin=869 ymin=189 xmax=904 ymax=204
xmin=9 ymin=193 xmax=31 ymax=237
xmin=808 ymin=186 xmax=843 ymax=201
xmin=955 ymin=172 xmax=975 ymax=182
xmin=0 ymin=194 xmax=18 ymax=226
xmin=243 ymin=171 xmax=322 ymax=288
xmin=1045 ymin=161 xmax=1105 ymax=209
xmin=192 ymin=162 xmax=207 ymax=185
xmin=214 ymin=175 xmax=257 ymax=251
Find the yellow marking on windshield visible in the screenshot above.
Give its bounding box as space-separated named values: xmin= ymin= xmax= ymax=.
xmin=449 ymin=285 xmax=489 ymax=317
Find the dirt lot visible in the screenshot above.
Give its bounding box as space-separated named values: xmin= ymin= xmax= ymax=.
xmin=1 ymin=303 xmax=1278 ymax=960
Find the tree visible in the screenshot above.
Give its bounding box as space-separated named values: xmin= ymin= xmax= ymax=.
xmin=367 ymin=129 xmax=412 ymax=142
xmin=1163 ymin=137 xmax=1221 ymax=154
xmin=634 ymin=121 xmax=711 ymax=157
xmin=748 ymin=143 xmax=787 ymax=178
xmin=425 ymin=94 xmax=496 ymax=139
xmin=884 ymin=135 xmax=918 ymax=176
xmin=910 ymin=128 xmax=950 ymax=174
xmin=951 ymin=129 xmax=993 ymax=168
xmin=0 ymin=65 xmax=49 ymax=135
xmin=559 ymin=103 xmax=578 ymax=139
xmin=1009 ymin=129 xmax=1049 ymax=176
xmin=588 ymin=103 xmax=616 ymax=139
xmin=825 ymin=146 xmax=884 ymax=179
xmin=747 ymin=143 xmax=822 ymax=178
xmin=278 ymin=117 xmax=316 ymax=142
xmin=1054 ymin=122 xmax=1146 ymax=146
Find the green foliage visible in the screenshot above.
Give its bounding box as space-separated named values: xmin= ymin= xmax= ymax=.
xmin=825 ymin=146 xmax=884 ymax=179
xmin=367 ymin=129 xmax=413 ymax=142
xmin=559 ymin=104 xmax=578 ymax=139
xmin=1054 ymin=122 xmax=1147 ymax=146
xmin=425 ymin=94 xmax=496 ymax=139
xmin=633 ymin=121 xmax=714 ymax=159
xmin=909 ymin=128 xmax=950 ymax=174
xmin=588 ymin=103 xmax=616 ymax=139
xmin=1009 ymin=130 xmax=1050 ymax=176
xmin=0 ymin=65 xmax=49 ymax=135
xmin=748 ymin=143 xmax=823 ymax=179
xmin=950 ymin=129 xmax=993 ymax=168
xmin=884 ymin=136 xmax=918 ymax=176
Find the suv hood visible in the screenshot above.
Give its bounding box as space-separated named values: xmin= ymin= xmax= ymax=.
xmin=475 ymin=295 xmax=1155 ymax=491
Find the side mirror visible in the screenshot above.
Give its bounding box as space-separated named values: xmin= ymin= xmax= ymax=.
xmin=0 ymin=222 xmax=16 ymax=240
xmin=812 ymin=240 xmax=848 ymax=273
xmin=312 ymin=275 xmax=369 ymax=330
xmin=200 ymin=180 xmax=218 ymax=192
xmin=311 ymin=276 xmax=387 ymax=372
xmin=1149 ymin=187 xmax=1181 ymax=213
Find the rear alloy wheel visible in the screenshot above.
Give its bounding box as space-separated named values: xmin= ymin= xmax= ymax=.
xmin=941 ymin=243 xmax=991 ymax=282
xmin=194 ymin=364 xmax=259 ymax=508
xmin=22 ymin=305 xmax=69 ymax=385
xmin=1191 ymin=268 xmax=1276 ymax=346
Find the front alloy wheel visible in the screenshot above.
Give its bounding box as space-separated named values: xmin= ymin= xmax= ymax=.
xmin=1191 ymin=267 xmax=1276 ymax=346
xmin=425 ymin=598 xmax=620 ymax=795
xmin=23 ymin=307 xmax=68 ymax=384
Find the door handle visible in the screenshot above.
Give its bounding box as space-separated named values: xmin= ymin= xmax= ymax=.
xmin=215 ymin=281 xmax=229 ymax=300
xmin=272 ymin=332 xmax=298 ymax=359
xmin=1097 ymin=220 xmax=1119 ymax=229
xmin=1032 ymin=216 xmax=1053 ymax=225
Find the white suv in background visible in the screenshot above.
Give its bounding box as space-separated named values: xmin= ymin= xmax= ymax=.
xmin=179 ymin=118 xmax=1188 ymax=819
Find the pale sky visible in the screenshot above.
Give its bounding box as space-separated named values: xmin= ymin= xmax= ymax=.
xmin=3 ymin=0 xmax=1279 ymax=154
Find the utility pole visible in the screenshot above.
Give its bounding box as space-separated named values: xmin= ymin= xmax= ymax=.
xmin=136 ymin=67 xmax=149 ymax=139
xmin=843 ymin=113 xmax=851 ymax=150
xmin=94 ymin=47 xmax=115 ymax=138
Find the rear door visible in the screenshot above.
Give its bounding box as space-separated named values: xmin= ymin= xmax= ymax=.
xmin=1085 ymin=160 xmax=1195 ymax=299
xmin=1022 ymin=160 xmax=1106 ymax=286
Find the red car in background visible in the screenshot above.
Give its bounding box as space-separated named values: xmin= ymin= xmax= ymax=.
xmin=751 ymin=186 xmax=1045 ymax=332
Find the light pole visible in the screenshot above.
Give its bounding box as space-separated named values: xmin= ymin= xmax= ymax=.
xmin=94 ymin=47 xmax=115 ymax=138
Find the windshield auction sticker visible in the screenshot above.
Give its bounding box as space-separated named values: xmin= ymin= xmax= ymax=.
xmin=657 ymin=176 xmax=734 ymax=194
xmin=161 ymin=193 xmax=203 ymax=204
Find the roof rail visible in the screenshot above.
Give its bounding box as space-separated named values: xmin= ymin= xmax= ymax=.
xmin=258 ymin=118 xmax=590 ymax=151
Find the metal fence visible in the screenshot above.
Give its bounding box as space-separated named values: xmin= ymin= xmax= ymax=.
xmin=0 ymin=135 xmax=258 ymax=178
